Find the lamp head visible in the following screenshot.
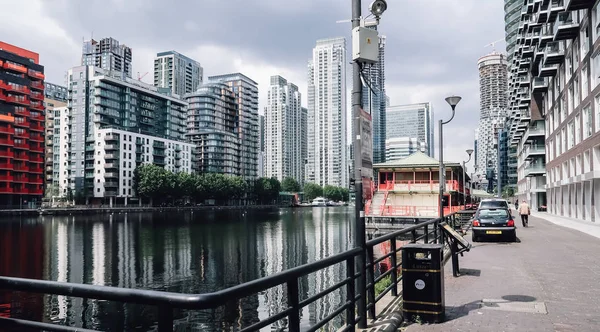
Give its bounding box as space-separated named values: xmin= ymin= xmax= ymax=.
xmin=466 ymin=149 xmax=474 ymax=157
xmin=445 ymin=95 xmax=462 ymax=110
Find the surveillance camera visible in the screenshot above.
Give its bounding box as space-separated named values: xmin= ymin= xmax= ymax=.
xmin=369 ymin=0 xmax=387 ymax=17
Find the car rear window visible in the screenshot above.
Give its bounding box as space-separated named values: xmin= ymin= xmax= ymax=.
xmin=479 ymin=201 xmax=508 ymax=209
xmin=478 ymin=209 xmax=509 ymax=217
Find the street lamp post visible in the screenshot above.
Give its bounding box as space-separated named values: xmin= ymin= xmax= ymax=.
xmin=439 ymin=96 xmax=461 ymax=219
xmin=462 ymin=149 xmax=473 ymax=209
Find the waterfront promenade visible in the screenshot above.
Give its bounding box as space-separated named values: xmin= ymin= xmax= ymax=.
xmin=403 ymin=213 xmax=600 ymax=332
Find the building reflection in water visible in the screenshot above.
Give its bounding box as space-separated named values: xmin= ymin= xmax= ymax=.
xmin=0 ymin=207 xmax=354 ymax=331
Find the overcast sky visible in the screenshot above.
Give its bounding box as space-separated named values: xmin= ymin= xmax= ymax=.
xmin=1 ymin=0 xmax=505 ymax=172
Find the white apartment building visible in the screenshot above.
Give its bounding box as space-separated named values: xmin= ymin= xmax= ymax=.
xmin=265 ymin=75 xmax=304 ymax=184
xmin=385 ymin=137 xmax=427 ymax=162
xmin=154 ymin=51 xmax=203 ymax=96
xmin=306 ymin=38 xmax=347 ymax=188
xmin=509 ymin=0 xmax=600 ymax=220
xmin=476 ymin=53 xmax=509 ymax=181
xmin=56 ymin=118 xmax=194 ymax=205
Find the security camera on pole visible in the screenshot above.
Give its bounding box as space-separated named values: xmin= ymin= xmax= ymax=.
xmin=351 ymin=0 xmax=387 ymax=327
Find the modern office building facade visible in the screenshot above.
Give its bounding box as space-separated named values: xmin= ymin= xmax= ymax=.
xmin=258 ymin=114 xmax=265 ymax=177
xmin=44 ymin=84 xmax=67 ymax=193
xmin=154 ymin=51 xmax=203 ymax=96
xmin=58 ymin=66 xmax=190 ymax=203
xmin=82 ymin=37 xmax=132 ymax=79
xmin=505 ymin=0 xmax=525 ymax=65
xmin=265 ymin=75 xmax=304 ymax=184
xmin=0 ymin=42 xmax=45 ymax=206
xmin=509 ymin=0 xmax=600 ymax=219
xmin=208 ymin=73 xmax=259 ymax=179
xmin=306 ymin=38 xmax=348 ymax=188
xmin=386 ymin=102 xmax=433 ymax=157
xmin=385 ymin=137 xmax=427 ymax=162
xmin=476 ymin=53 xmax=509 ymax=188
xmin=185 ymin=82 xmax=239 ymax=175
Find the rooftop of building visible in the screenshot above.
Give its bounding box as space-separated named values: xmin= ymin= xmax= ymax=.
xmin=208 ymin=72 xmax=258 ymax=85
xmin=0 ymin=41 xmax=40 ymax=64
xmin=373 ymin=151 xmax=462 ymax=169
xmin=155 ymin=50 xmax=201 ymax=65
xmin=386 ymin=102 xmax=431 ymax=112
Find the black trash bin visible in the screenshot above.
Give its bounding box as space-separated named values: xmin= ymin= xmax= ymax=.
xmin=401 ymin=243 xmax=445 ymax=323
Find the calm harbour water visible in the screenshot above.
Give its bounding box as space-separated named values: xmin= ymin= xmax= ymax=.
xmin=0 ymin=207 xmax=359 ymax=331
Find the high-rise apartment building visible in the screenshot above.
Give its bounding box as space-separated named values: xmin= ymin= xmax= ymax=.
xmin=185 ymin=82 xmax=239 ymax=175
xmin=258 ymin=114 xmax=265 ymax=177
xmin=265 ymin=75 xmax=304 ymax=184
xmin=509 ymin=0 xmax=600 ymax=219
xmin=154 ymin=51 xmax=203 ymax=96
xmin=386 ymin=102 xmax=434 ymax=157
xmin=306 ymin=38 xmax=347 ymax=188
xmin=361 ymin=25 xmax=387 ymax=165
xmin=385 ymin=137 xmax=427 ymax=162
xmin=504 ymin=0 xmax=524 ymax=65
xmin=476 ymin=53 xmax=509 ymax=189
xmin=301 ymin=107 xmax=308 ymax=184
xmin=44 ymin=83 xmax=67 ymax=193
xmin=208 ymin=73 xmax=259 ymax=179
xmin=58 ymin=66 xmax=191 ymax=204
xmin=82 ymin=37 xmax=132 ymax=79
xmin=0 ymin=42 xmax=45 ymax=206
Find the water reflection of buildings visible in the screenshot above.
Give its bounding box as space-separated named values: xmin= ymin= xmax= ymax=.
xmin=2 ymin=208 xmax=353 ymax=331
xmin=0 ymin=219 xmax=45 ymax=323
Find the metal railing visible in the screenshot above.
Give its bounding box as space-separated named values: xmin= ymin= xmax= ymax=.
xmin=0 ymin=213 xmax=462 ymax=332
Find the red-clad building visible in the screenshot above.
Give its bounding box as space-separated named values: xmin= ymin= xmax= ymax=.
xmin=0 ymin=42 xmax=45 ymax=207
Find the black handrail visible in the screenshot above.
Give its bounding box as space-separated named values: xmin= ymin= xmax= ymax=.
xmin=0 ymin=213 xmax=461 ymax=331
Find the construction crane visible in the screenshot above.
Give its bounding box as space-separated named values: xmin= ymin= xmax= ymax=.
xmin=484 ymin=39 xmax=504 ymax=53
xmin=137 ymin=72 xmax=149 ymax=81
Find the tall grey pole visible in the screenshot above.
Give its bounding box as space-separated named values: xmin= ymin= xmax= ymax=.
xmin=438 ymin=120 xmax=444 ymax=219
xmin=497 ymin=139 xmax=502 ymax=198
xmin=352 ymin=0 xmax=367 ymax=328
xmin=462 ymin=161 xmax=466 ymax=208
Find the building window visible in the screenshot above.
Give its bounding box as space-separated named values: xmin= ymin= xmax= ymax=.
xmin=582 ymin=64 xmax=589 ymax=100
xmin=582 ymin=25 xmax=590 ymax=56
xmin=575 ymin=113 xmax=581 ymax=146
xmin=568 ymin=121 xmax=575 ymax=150
xmin=583 ymin=105 xmax=592 ymax=139
xmin=596 ymin=95 xmax=600 ymax=133
xmin=568 ymin=84 xmax=574 ymax=115
xmin=592 ymin=53 xmax=600 ymax=89
xmin=574 ymin=76 xmax=580 ymax=109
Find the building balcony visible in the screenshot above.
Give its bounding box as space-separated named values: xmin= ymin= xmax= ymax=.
xmin=3 ymin=62 xmax=27 ymax=74
xmin=104 ymin=144 xmax=119 ymax=151
xmin=525 ymin=125 xmax=546 ymax=140
xmin=105 ymin=172 xmax=119 ymax=178
xmin=30 ymin=91 xmax=43 ymax=101
xmin=532 ymin=77 xmax=548 ymax=93
xmin=525 ymin=145 xmax=546 ymax=159
xmin=539 ymin=63 xmax=558 ymax=77
xmin=104 ymin=162 xmax=119 ymax=169
xmin=30 ymin=156 xmax=44 ymax=163
xmin=30 ymin=81 xmax=44 ymax=91
xmin=104 ymin=181 xmax=119 ymax=188
xmin=518 ymin=75 xmax=531 ymax=87
xmin=379 ymin=180 xmax=467 ymax=194
xmin=0 ymin=82 xmax=30 ymax=95
xmin=565 ymin=0 xmax=595 ymax=10
xmin=548 ymin=0 xmax=566 ymax=22
xmin=30 ymin=166 xmax=44 ymax=174
xmin=5 ymin=96 xmax=30 ymax=106
xmin=544 ymin=42 xmax=565 ymax=65
xmin=104 ymin=152 xmax=119 ymax=160
xmin=27 ymin=70 xmax=45 ymax=80
xmin=0 ymin=163 xmax=13 ymax=170
xmin=519 ymin=58 xmax=532 ymax=69
xmin=554 ymin=11 xmax=580 ymax=41
xmin=105 ymin=133 xmax=119 ymax=142
xmin=30 ymin=101 xmax=44 ymax=111
xmin=525 ymin=164 xmax=547 ymax=176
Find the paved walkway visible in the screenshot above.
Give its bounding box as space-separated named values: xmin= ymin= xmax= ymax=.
xmin=404 ymin=212 xmax=600 ymax=332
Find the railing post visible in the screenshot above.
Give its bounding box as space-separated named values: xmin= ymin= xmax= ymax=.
xmin=157 ymin=305 xmax=173 ymax=332
xmin=287 ymin=278 xmax=300 ymax=332
xmin=390 ymin=239 xmax=398 ymax=297
xmin=433 ymin=220 xmax=439 ymax=244
xmin=411 ymin=229 xmax=417 ymax=243
xmin=346 ymin=257 xmax=356 ymax=332
xmin=424 ymin=223 xmax=429 ymax=244
xmin=367 ymin=246 xmax=376 ymax=319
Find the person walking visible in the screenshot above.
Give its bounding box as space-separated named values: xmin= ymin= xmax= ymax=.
xmin=518 ymin=200 xmax=531 ymax=227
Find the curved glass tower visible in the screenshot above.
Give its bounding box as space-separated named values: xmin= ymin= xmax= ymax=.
xmin=504 ymin=0 xmax=523 ymax=65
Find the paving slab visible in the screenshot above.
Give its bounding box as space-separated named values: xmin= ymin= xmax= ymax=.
xmin=403 ymin=214 xmax=600 ymax=332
